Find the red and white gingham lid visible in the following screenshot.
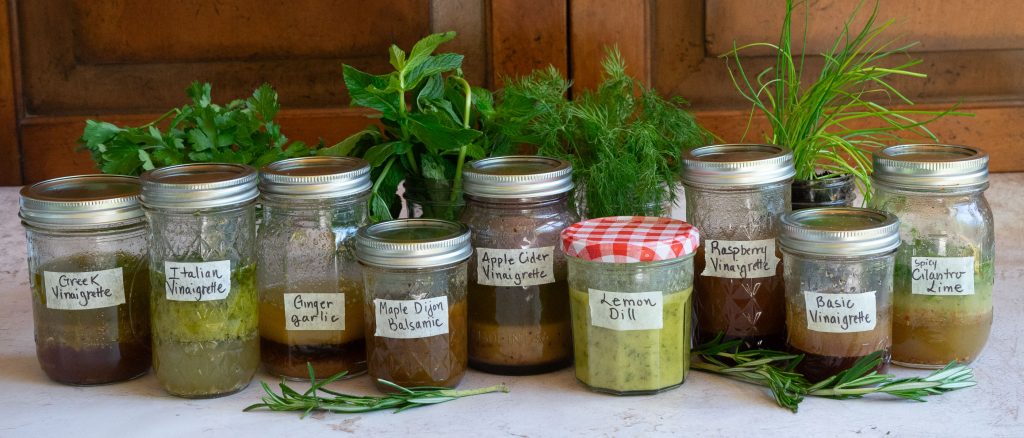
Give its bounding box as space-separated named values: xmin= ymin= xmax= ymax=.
xmin=561 ymin=216 xmax=700 ymax=263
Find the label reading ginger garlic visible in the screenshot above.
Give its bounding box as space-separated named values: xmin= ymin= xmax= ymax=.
xmin=911 ymin=257 xmax=975 ymax=296
xmin=283 ymin=293 xmax=345 ymax=331
xmin=804 ymin=291 xmax=876 ymax=333
xmin=476 ymin=247 xmax=555 ymax=287
xmin=702 ymin=239 xmax=780 ymax=279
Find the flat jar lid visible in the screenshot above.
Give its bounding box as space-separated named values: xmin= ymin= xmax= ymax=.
xmin=20 ymin=174 xmax=144 ymax=229
xmin=356 ymin=219 xmax=471 ymax=269
xmin=140 ymin=163 xmax=258 ymax=210
xmin=462 ymin=156 xmax=573 ymax=199
xmin=260 ymin=156 xmax=371 ymax=199
xmin=872 ymin=144 xmax=988 ymax=190
xmin=682 ymin=144 xmax=795 ymax=186
xmin=779 ymin=207 xmax=900 ymax=257
xmin=561 ymin=216 xmax=700 ymax=263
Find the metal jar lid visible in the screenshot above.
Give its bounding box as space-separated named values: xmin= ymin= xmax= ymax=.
xmin=779 ymin=207 xmax=900 ymax=257
xmin=463 ymin=156 xmax=573 ymax=199
xmin=20 ymin=175 xmax=144 ymax=229
xmin=682 ymin=144 xmax=795 ymax=186
xmin=872 ymin=144 xmax=988 ymax=190
xmin=356 ymin=219 xmax=472 ymax=269
xmin=259 ymin=156 xmax=371 ymax=199
xmin=140 ymin=163 xmax=258 ymax=210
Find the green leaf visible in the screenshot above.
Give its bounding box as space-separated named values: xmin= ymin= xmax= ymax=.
xmin=364 ymin=141 xmax=403 ymax=167
xmin=420 ymin=153 xmax=448 ymax=181
xmin=405 ymin=31 xmax=457 ymax=75
xmin=388 ymin=44 xmax=407 ymax=71
xmin=407 ymin=112 xmax=481 ymax=154
xmin=463 ymin=143 xmax=487 ymax=160
xmin=405 ymin=53 xmax=464 ymax=90
xmin=99 ymin=146 xmax=143 ymax=175
xmin=79 ymin=120 xmax=123 ymax=149
xmin=318 ymin=128 xmax=383 ymax=157
xmin=247 ymin=83 xmax=280 ymax=121
xmin=137 ymin=149 xmax=155 ymax=171
xmin=187 ymin=81 xmax=212 ymax=107
xmin=343 ymin=65 xmax=401 ymax=118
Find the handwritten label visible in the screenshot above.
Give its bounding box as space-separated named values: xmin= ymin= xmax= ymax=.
xmin=588 ymin=289 xmax=663 ymax=331
xmin=284 ymin=293 xmax=345 ymax=331
xmin=804 ymin=291 xmax=876 ymax=333
xmin=374 ymin=297 xmax=449 ymax=339
xmin=702 ymin=239 xmax=780 ymax=279
xmin=43 ymin=268 xmax=125 ymax=310
xmin=164 ymin=260 xmax=231 ymax=302
xmin=912 ymin=257 xmax=975 ymax=296
xmin=476 ymin=247 xmax=555 ymax=287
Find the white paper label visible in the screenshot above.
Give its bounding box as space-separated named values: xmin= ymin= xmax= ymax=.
xmin=164 ymin=260 xmax=232 ymax=302
xmin=476 ymin=247 xmax=555 ymax=287
xmin=588 ymin=289 xmax=663 ymax=331
xmin=912 ymin=257 xmax=975 ymax=296
xmin=284 ymin=293 xmax=345 ymax=331
xmin=702 ymin=238 xmax=780 ymax=279
xmin=43 ymin=268 xmax=125 ymax=310
xmin=373 ymin=297 xmax=449 ymax=339
xmin=804 ymin=291 xmax=877 ymax=333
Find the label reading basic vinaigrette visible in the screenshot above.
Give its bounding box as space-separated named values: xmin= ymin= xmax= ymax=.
xmin=284 ymin=293 xmax=345 ymax=331
xmin=589 ymin=289 xmax=663 ymax=331
xmin=804 ymin=291 xmax=877 ymax=333
xmin=374 ymin=297 xmax=449 ymax=339
xmin=912 ymin=257 xmax=975 ymax=296
xmin=702 ymin=239 xmax=780 ymax=279
xmin=476 ymin=247 xmax=555 ymax=287
xmin=43 ymin=268 xmax=125 ymax=310
xmin=164 ymin=260 xmax=231 ymax=302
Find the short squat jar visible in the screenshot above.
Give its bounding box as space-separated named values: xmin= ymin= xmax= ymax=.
xmin=683 ymin=144 xmax=793 ymax=350
xmin=779 ymin=207 xmax=900 ymax=382
xmin=141 ymin=163 xmax=259 ymax=398
xmin=257 ymin=157 xmax=372 ymax=379
xmin=870 ymin=144 xmax=994 ymax=367
xmin=20 ymin=175 xmax=151 ymax=385
xmin=562 ymin=216 xmax=699 ymax=395
xmin=356 ymin=219 xmax=471 ymax=390
xmin=461 ymin=156 xmax=578 ymax=375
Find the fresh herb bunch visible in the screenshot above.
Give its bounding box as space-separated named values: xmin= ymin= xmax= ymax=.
xmin=79 ymin=82 xmax=313 ymax=175
xmin=505 ymin=48 xmax=713 ymax=218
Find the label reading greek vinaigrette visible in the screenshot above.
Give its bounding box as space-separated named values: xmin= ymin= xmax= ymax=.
xmin=284 ymin=293 xmax=345 ymax=331
xmin=164 ymin=260 xmax=231 ymax=302
xmin=911 ymin=257 xmax=975 ymax=296
xmin=43 ymin=268 xmax=125 ymax=310
xmin=589 ymin=289 xmax=663 ymax=331
xmin=702 ymin=239 xmax=780 ymax=279
xmin=804 ymin=291 xmax=877 ymax=333
xmin=476 ymin=247 xmax=555 ymax=287
xmin=374 ymin=297 xmax=449 ymax=339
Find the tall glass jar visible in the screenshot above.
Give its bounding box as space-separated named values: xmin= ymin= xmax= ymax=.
xmin=683 ymin=144 xmax=794 ymax=350
xmin=779 ymin=207 xmax=900 ymax=382
xmin=355 ymin=219 xmax=471 ymax=390
xmin=140 ymin=163 xmax=259 ymax=398
xmin=562 ymin=216 xmax=699 ymax=395
xmin=870 ymin=144 xmax=994 ymax=367
xmin=20 ymin=175 xmax=151 ymax=385
xmin=257 ymin=157 xmax=372 ymax=379
xmin=461 ymin=156 xmax=577 ymax=375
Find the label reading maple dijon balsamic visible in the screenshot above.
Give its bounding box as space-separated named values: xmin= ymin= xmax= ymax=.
xmin=164 ymin=260 xmax=231 ymax=302
xmin=374 ymin=297 xmax=449 ymax=339
xmin=911 ymin=257 xmax=975 ymax=296
xmin=476 ymin=247 xmax=555 ymax=287
xmin=803 ymin=291 xmax=877 ymax=333
xmin=284 ymin=293 xmax=345 ymax=331
xmin=43 ymin=268 xmax=125 ymax=310
xmin=702 ymin=239 xmax=780 ymax=279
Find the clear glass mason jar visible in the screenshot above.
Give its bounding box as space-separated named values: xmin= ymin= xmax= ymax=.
xmin=683 ymin=144 xmax=794 ymax=350
xmin=257 ymin=157 xmax=372 ymax=379
xmin=404 ymin=176 xmax=464 ymax=221
xmin=562 ymin=216 xmax=699 ymax=395
xmin=461 ymin=156 xmax=578 ymax=375
xmin=779 ymin=207 xmax=900 ymax=382
xmin=20 ymin=175 xmax=151 ymax=385
xmin=355 ymin=219 xmax=471 ymax=390
xmin=870 ymin=144 xmax=994 ymax=368
xmin=140 ymin=163 xmax=259 ymax=398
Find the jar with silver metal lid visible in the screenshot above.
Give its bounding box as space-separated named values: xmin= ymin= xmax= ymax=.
xmin=256 ymin=156 xmax=372 ymax=379
xmin=779 ymin=207 xmax=899 ymax=382
xmin=869 ymin=144 xmax=993 ymax=368
xmin=683 ymin=144 xmax=794 ymax=350
xmin=356 ymin=219 xmax=471 ymax=389
xmin=460 ymin=156 xmax=577 ymax=375
xmin=20 ymin=175 xmax=151 ymax=385
xmin=140 ymin=163 xmax=259 ymax=398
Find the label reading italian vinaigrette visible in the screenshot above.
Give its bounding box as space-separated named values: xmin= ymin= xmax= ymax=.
xmin=43 ymin=268 xmax=125 ymax=310
xmin=374 ymin=296 xmax=449 ymax=339
xmin=702 ymin=239 xmax=780 ymax=279
xmin=284 ymin=293 xmax=345 ymax=331
xmin=476 ymin=247 xmax=555 ymax=287
xmin=911 ymin=257 xmax=975 ymax=296
xmin=164 ymin=260 xmax=231 ymax=302
xmin=588 ymin=289 xmax=663 ymax=331
xmin=804 ymin=291 xmax=877 ymax=333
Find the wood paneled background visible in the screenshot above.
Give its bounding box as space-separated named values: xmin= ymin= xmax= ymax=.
xmin=2 ymin=0 xmax=1021 ymax=185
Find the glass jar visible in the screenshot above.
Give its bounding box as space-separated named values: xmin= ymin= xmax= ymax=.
xmin=257 ymin=157 xmax=372 ymax=379
xmin=140 ymin=163 xmax=259 ymax=398
xmin=403 ymin=175 xmax=464 ymax=221
xmin=870 ymin=144 xmax=994 ymax=368
xmin=461 ymin=156 xmax=577 ymax=375
xmin=355 ymin=219 xmax=471 ymax=390
xmin=779 ymin=207 xmax=900 ymax=382
xmin=683 ymin=144 xmax=794 ymax=350
xmin=20 ymin=175 xmax=151 ymax=385
xmin=562 ymin=216 xmax=699 ymax=395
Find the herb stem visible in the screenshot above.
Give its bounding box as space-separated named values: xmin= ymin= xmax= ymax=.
xmin=397 ymin=72 xmax=420 ymax=176
xmin=449 ymin=76 xmax=473 ymax=203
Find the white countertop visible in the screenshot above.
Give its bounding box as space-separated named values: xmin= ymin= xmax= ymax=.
xmin=1 ymin=176 xmax=1022 ymax=438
